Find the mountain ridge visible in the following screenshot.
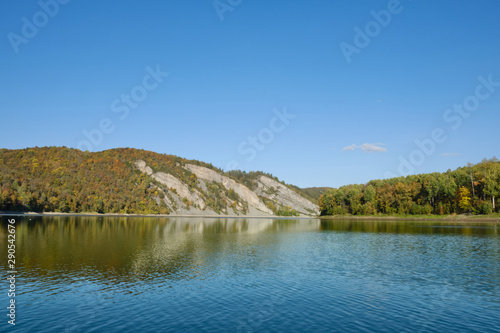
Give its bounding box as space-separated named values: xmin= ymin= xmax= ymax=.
xmin=0 ymin=147 xmax=319 ymax=216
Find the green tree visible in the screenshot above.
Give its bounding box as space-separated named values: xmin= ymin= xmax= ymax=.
xmin=363 ymin=185 xmax=376 ymax=204
xmin=483 ymin=162 xmax=500 ymax=211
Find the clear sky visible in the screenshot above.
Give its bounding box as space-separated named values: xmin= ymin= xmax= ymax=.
xmin=1 ymin=0 xmax=499 ymax=188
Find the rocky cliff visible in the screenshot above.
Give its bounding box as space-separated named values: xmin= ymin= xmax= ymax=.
xmin=135 ymin=160 xmax=319 ymax=217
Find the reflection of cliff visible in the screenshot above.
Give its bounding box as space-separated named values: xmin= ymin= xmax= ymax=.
xmin=129 ymin=218 xmax=322 ymax=276
xmin=156 ymin=218 xmax=321 ymax=234
xmin=7 ymin=216 xmax=498 ymax=285
xmin=8 ymin=216 xmax=323 ymax=282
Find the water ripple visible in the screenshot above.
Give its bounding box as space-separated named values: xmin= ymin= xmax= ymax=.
xmin=2 ymin=217 xmax=499 ymax=332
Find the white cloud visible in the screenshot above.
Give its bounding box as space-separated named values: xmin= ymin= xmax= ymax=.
xmin=359 ymin=143 xmax=387 ymax=152
xmin=441 ymin=153 xmax=461 ymax=157
xmin=342 ymin=143 xmax=387 ymax=153
xmin=342 ymin=144 xmax=357 ymax=151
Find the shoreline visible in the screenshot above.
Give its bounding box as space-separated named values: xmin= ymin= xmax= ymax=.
xmin=318 ymin=214 xmax=500 ymax=223
xmin=0 ymin=211 xmax=315 ymax=220
xmin=1 ymin=211 xmax=500 ymax=222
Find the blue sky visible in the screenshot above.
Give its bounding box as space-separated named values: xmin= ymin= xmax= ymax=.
xmin=1 ymin=0 xmax=499 ymax=188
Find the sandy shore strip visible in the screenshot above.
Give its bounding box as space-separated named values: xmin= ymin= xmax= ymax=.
xmin=1 ymin=211 xmax=500 ymax=222
xmin=0 ymin=211 xmax=317 ymax=220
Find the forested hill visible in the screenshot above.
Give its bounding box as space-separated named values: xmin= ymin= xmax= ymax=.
xmin=0 ymin=147 xmax=319 ymax=216
xmin=319 ymin=158 xmax=500 ymax=216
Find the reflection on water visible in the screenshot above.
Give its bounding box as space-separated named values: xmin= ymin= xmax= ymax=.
xmin=11 ymin=217 xmax=322 ymax=281
xmin=1 ymin=216 xmax=500 ymax=332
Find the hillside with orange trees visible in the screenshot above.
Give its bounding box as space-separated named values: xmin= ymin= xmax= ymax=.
xmin=0 ymin=147 xmax=318 ymax=216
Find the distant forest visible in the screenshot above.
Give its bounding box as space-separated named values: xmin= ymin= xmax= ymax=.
xmin=319 ymin=158 xmax=500 ymax=216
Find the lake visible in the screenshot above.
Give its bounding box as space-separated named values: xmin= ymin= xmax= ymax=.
xmin=1 ymin=216 xmax=500 ymax=332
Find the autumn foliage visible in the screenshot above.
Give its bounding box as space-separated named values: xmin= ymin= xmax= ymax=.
xmin=319 ymin=158 xmax=500 ymax=216
xmin=0 ymin=147 xmax=195 ymax=214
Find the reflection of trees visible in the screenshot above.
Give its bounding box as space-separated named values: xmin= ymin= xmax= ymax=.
xmin=6 ymin=217 xmax=322 ymax=282
xmin=4 ymin=216 xmax=498 ymax=285
xmin=319 ymin=219 xmax=499 ymax=236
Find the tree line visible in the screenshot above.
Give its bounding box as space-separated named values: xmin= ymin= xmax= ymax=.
xmin=319 ymin=158 xmax=500 ymax=216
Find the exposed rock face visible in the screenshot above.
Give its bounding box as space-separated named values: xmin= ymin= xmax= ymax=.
xmin=255 ymin=176 xmax=320 ymax=215
xmin=135 ymin=160 xmax=153 ymax=175
xmin=134 ymin=160 xmax=206 ymax=210
xmin=133 ymin=160 xmax=319 ymax=216
xmin=183 ymin=164 xmax=273 ymax=215
xmin=152 ymin=172 xmax=206 ymax=210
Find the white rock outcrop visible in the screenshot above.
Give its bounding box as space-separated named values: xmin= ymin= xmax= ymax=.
xmin=135 ymin=160 xmax=153 ymax=175
xmin=183 ymin=164 xmax=273 ymax=215
xmin=134 ymin=160 xmax=318 ymax=217
xmin=134 ymin=160 xmax=206 ymax=210
xmin=255 ymin=176 xmax=319 ymax=216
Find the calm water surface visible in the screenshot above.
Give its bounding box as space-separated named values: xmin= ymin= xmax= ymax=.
xmin=1 ymin=216 xmax=500 ymax=332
